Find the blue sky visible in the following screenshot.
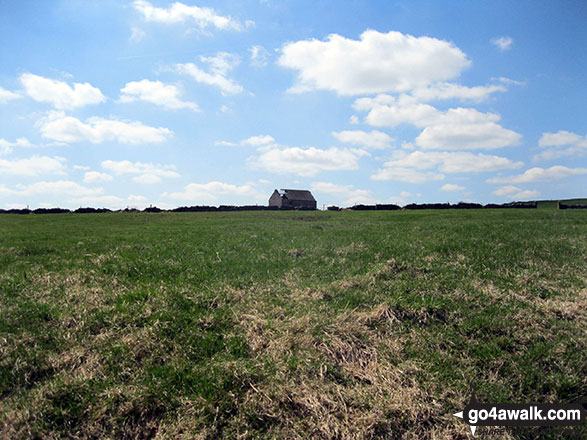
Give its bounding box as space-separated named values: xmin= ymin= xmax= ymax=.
xmin=1 ymin=0 xmax=585 ymax=209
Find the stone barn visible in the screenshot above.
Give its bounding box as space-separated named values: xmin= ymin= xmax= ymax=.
xmin=269 ymin=189 xmax=317 ymax=210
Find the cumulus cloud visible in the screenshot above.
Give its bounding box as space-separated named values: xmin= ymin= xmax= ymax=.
xmin=215 ymin=134 xmax=276 ymax=147
xmin=101 ymin=160 xmax=180 ymax=184
xmin=128 ymin=194 xmax=148 ymax=202
xmin=411 ymin=82 xmax=507 ymax=103
xmin=242 ymin=135 xmax=276 ymax=147
xmin=441 ymin=183 xmax=465 ymax=191
xmin=371 ymin=166 xmax=445 ymax=183
xmin=119 ymin=79 xmax=199 ymax=111
xmin=83 ymin=171 xmax=113 ymax=183
xmin=249 ymin=146 xmax=369 ymax=177
xmin=133 ymin=0 xmax=248 ymax=31
xmin=278 ymin=30 xmax=470 ymax=95
xmin=372 ymin=150 xmax=522 ymax=182
xmin=174 ymin=52 xmax=243 ymax=95
xmin=354 ymin=97 xmax=521 ymax=150
xmin=354 ymin=94 xmax=441 ymax=128
xmin=331 ymin=130 xmax=393 ymax=149
xmin=0 ymin=181 xmax=154 ymax=210
xmin=415 ymin=108 xmax=522 ymax=150
xmin=382 ymin=151 xmax=523 ymax=173
xmin=533 ymin=130 xmax=587 ymax=161
xmin=487 ymin=166 xmax=587 ymax=184
xmin=165 ymin=181 xmax=260 ymax=203
xmin=37 ymin=111 xmax=172 ymax=144
xmin=0 ymin=137 xmax=33 ymax=155
xmin=491 ymin=36 xmax=513 ymax=51
xmin=539 ymin=130 xmax=587 ymax=148
xmin=68 ymin=195 xmax=125 ymax=206
xmin=310 ymin=181 xmax=378 ymax=206
xmin=20 ymin=73 xmax=105 ymax=109
xmin=249 ymin=45 xmax=270 ymax=67
xmin=0 ymin=180 xmax=102 ymax=198
xmin=493 ymin=185 xmax=540 ymax=200
xmin=0 ymin=86 xmax=21 ymax=104
xmin=0 ymin=155 xmax=66 ymax=176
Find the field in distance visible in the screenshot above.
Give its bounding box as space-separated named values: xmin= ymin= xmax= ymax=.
xmin=0 ymin=209 xmax=585 ymax=439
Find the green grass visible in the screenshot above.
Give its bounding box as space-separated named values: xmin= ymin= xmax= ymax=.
xmin=0 ymin=210 xmax=585 ymax=439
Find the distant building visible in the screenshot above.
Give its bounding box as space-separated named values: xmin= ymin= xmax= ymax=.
xmin=269 ymin=189 xmax=317 ymax=209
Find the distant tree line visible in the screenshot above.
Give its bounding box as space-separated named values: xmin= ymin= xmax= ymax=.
xmin=1 ymin=201 xmax=566 ymax=215
xmin=557 ymin=201 xmax=587 ymax=210
xmin=331 ymin=201 xmax=538 ymax=211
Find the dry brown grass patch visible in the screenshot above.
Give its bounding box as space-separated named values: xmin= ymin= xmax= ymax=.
xmin=235 ymin=292 xmax=452 ymax=438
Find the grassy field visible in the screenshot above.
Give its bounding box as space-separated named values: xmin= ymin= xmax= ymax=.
xmin=0 ymin=209 xmax=585 ymax=439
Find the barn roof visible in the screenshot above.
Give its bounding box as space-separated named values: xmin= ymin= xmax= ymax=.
xmin=280 ymin=189 xmax=316 ymax=202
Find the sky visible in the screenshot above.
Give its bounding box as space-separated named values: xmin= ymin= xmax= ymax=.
xmin=0 ymin=0 xmax=586 ymax=209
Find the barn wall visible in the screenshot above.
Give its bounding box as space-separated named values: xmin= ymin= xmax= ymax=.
xmin=288 ymin=199 xmax=316 ymax=209
xmin=268 ymin=192 xmax=283 ymax=207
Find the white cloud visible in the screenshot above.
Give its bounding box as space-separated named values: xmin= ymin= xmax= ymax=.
xmin=119 ymin=79 xmax=199 ymax=111
xmin=38 ymin=111 xmax=172 ymax=144
xmin=349 ymin=115 xmax=359 ymax=125
xmin=354 ymin=98 xmax=521 ymax=150
xmin=68 ymin=195 xmax=124 ymax=206
xmin=0 ymin=155 xmax=66 ymax=176
xmin=533 ymin=148 xmax=586 ymax=161
xmin=133 ymin=0 xmax=248 ymax=31
xmin=534 ymin=130 xmax=587 ymax=161
xmin=371 ymin=167 xmax=445 ymax=183
xmin=214 ymin=140 xmax=238 ymax=147
xmin=538 ymin=131 xmax=587 ymax=148
xmin=441 ymin=183 xmax=465 ymax=192
xmin=331 ymin=130 xmax=393 ymax=149
xmin=132 ymin=174 xmax=162 ymax=184
xmin=249 ymin=45 xmax=270 ymax=67
xmin=0 ymin=137 xmax=33 ymax=155
xmin=493 ymin=185 xmax=540 ymax=200
xmin=0 ymin=182 xmax=154 ymax=210
xmin=278 ymin=30 xmax=470 ymax=95
xmin=372 ymin=150 xmax=522 ymax=182
xmin=411 ymin=82 xmax=507 ymax=103
xmin=487 ymin=166 xmax=587 ymax=184
xmin=382 ymin=151 xmax=523 ymax=173
xmin=166 ymin=181 xmax=260 ymax=203
xmin=128 ymin=194 xmax=148 ymax=202
xmin=83 ymin=171 xmax=113 ymax=183
xmin=310 ymin=181 xmax=378 ymax=206
xmin=242 ymin=134 xmax=275 ymax=147
xmin=415 ymin=108 xmax=522 ymax=150
xmin=0 ymin=181 xmax=102 ymax=198
xmin=491 ymin=36 xmax=513 ymax=52
xmin=20 ymin=73 xmax=105 ymax=109
xmin=174 ymin=52 xmax=243 ymax=95
xmin=249 ymin=146 xmax=369 ymax=177
xmin=354 ymin=94 xmax=441 ymax=128
xmin=0 ymin=86 xmax=21 ymax=104
xmin=353 ymin=93 xmax=403 ymax=111
xmin=215 ymin=134 xmax=276 ymax=147
xmin=101 ymin=160 xmax=180 ymax=184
